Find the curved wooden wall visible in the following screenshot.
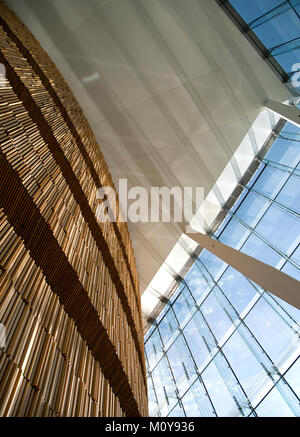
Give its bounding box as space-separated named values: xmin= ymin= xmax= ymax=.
xmin=0 ymin=1 xmax=147 ymax=417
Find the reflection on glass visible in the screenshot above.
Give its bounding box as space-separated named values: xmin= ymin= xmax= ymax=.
xmin=181 ymin=378 xmax=216 ymax=417
xmin=201 ymin=361 xmax=241 ymax=417
xmin=276 ymin=175 xmax=300 ymax=214
xmin=218 ymin=266 xmax=259 ymax=316
xmin=184 ymin=263 xmax=210 ymax=304
xmin=172 ymin=286 xmax=195 ymax=327
xmin=219 ymin=218 xmax=250 ymax=249
xmin=183 ymin=318 xmax=211 ymax=373
xmin=228 ymin=0 xmax=300 ymax=75
xmin=244 ymin=298 xmax=300 ymax=373
xmin=201 ymin=291 xmax=233 ymax=344
xmin=158 ymin=308 xmax=179 ymax=349
xmin=251 ymin=166 xmax=288 ymax=199
xmin=255 ymin=385 xmax=295 ymax=417
xmin=235 ymin=191 xmax=269 ymax=227
xmin=166 ymin=335 xmax=197 ymax=396
xmin=241 ymin=233 xmax=282 ymax=267
xmin=255 ymin=204 xmax=299 ymax=256
xmin=168 ymin=402 xmax=185 ymax=417
xmin=222 ymin=330 xmax=273 ymax=406
xmin=284 ymin=358 xmax=300 ymax=399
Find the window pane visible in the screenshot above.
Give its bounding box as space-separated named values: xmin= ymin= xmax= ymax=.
xmin=241 ymin=233 xmax=283 ymax=267
xmin=151 ymin=359 xmax=178 ymax=416
xmin=145 ymin=329 xmax=164 ymax=371
xmin=255 ymin=386 xmax=295 ymax=417
xmin=201 ymin=360 xmax=241 ymax=417
xmin=252 ymin=166 xmax=289 ymax=199
xmin=229 ymin=0 xmax=283 ymax=23
xmin=219 ymin=218 xmax=250 ymax=249
xmin=145 ymin=117 xmax=300 ymax=417
xmin=158 ymin=309 xmax=179 ymax=348
xmin=184 ymin=263 xmax=210 ymax=304
xmin=272 ymin=292 xmax=300 ymax=326
xmin=172 ymin=287 xmax=195 ymax=327
xmin=276 ymin=175 xmax=300 ymax=214
xmin=235 ymin=191 xmax=269 ymax=227
xmin=183 ymin=317 xmax=211 ymax=372
xmin=201 ymin=291 xmax=233 ymax=344
xmin=166 ymin=335 xmax=197 ymax=397
xmin=265 ymin=132 xmax=300 ymax=167
xmin=218 ymin=266 xmax=259 ymax=316
xmin=168 ymin=402 xmax=185 ymax=417
xmin=148 ymin=377 xmax=159 ymax=417
xmin=222 ymin=330 xmax=273 ymax=406
xmin=181 ymin=378 xmax=215 ymax=417
xmin=253 ymin=8 xmax=300 ymax=49
xmin=244 ymin=298 xmax=300 ymax=372
xmin=198 ymin=249 xmax=227 ymax=281
xmin=284 ymin=358 xmax=300 ymax=399
xmin=255 ymin=204 xmax=300 ymax=256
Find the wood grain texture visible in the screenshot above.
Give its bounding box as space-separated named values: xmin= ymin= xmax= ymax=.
xmin=0 ymin=1 xmax=147 ymax=417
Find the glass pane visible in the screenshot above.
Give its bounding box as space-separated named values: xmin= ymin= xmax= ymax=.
xmin=184 ymin=263 xmax=210 ymax=304
xmin=241 ymin=233 xmax=282 ymax=267
xmin=201 ymin=360 xmax=241 ymax=417
xmin=198 ymin=249 xmax=227 ymax=281
xmin=201 ymin=291 xmax=233 ymax=344
xmin=183 ymin=317 xmax=211 ymax=373
xmin=181 ymin=378 xmax=216 ymax=417
xmin=255 ymin=204 xmax=300 ymax=256
xmin=274 ymin=44 xmax=300 ymax=73
xmin=145 ymin=329 xmax=164 ymax=371
xmin=235 ymin=191 xmax=269 ymax=227
xmin=219 ymin=218 xmax=250 ymax=249
xmin=166 ymin=335 xmax=197 ymax=396
xmin=253 ymin=8 xmax=300 ymax=49
xmin=172 ymin=287 xmax=195 ymax=327
xmin=276 ymin=175 xmax=300 ymax=214
xmin=222 ymin=330 xmax=273 ymax=406
xmin=168 ymin=402 xmax=185 ymax=417
xmin=218 ymin=266 xmax=260 ymax=316
xmin=284 ymin=358 xmax=300 ymax=399
xmin=244 ymin=298 xmax=300 ymax=373
xmin=158 ymin=309 xmax=179 ymax=348
xmin=265 ymin=130 xmax=300 ymax=167
xmin=147 ymin=377 xmax=160 ymax=417
xmin=290 ymin=245 xmax=300 ymax=267
xmin=252 ymin=166 xmax=289 ymax=199
xmin=255 ymin=386 xmax=295 ymax=417
xmin=271 ymin=292 xmax=300 ymax=326
xmin=229 ymin=0 xmax=283 ymax=23
xmin=151 ymin=359 xmax=178 ymax=416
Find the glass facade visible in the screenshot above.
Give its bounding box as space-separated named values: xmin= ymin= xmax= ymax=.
xmin=225 ymin=0 xmax=300 ymax=82
xmin=144 ymin=120 xmax=300 ymax=417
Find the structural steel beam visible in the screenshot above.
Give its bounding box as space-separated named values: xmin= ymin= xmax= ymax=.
xmin=264 ymin=99 xmax=300 ymax=128
xmin=185 ymin=231 xmax=300 ymax=310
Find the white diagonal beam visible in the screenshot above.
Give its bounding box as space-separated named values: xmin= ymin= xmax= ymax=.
xmin=185 ymin=231 xmax=300 ymax=310
xmin=264 ymin=99 xmax=300 ymax=128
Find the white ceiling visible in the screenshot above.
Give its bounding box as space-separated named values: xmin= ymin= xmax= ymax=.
xmin=5 ymin=0 xmax=291 ymax=299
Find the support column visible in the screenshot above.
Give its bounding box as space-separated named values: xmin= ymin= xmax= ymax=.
xmin=185 ymin=231 xmax=300 ymax=310
xmin=264 ymin=99 xmax=300 ymax=128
